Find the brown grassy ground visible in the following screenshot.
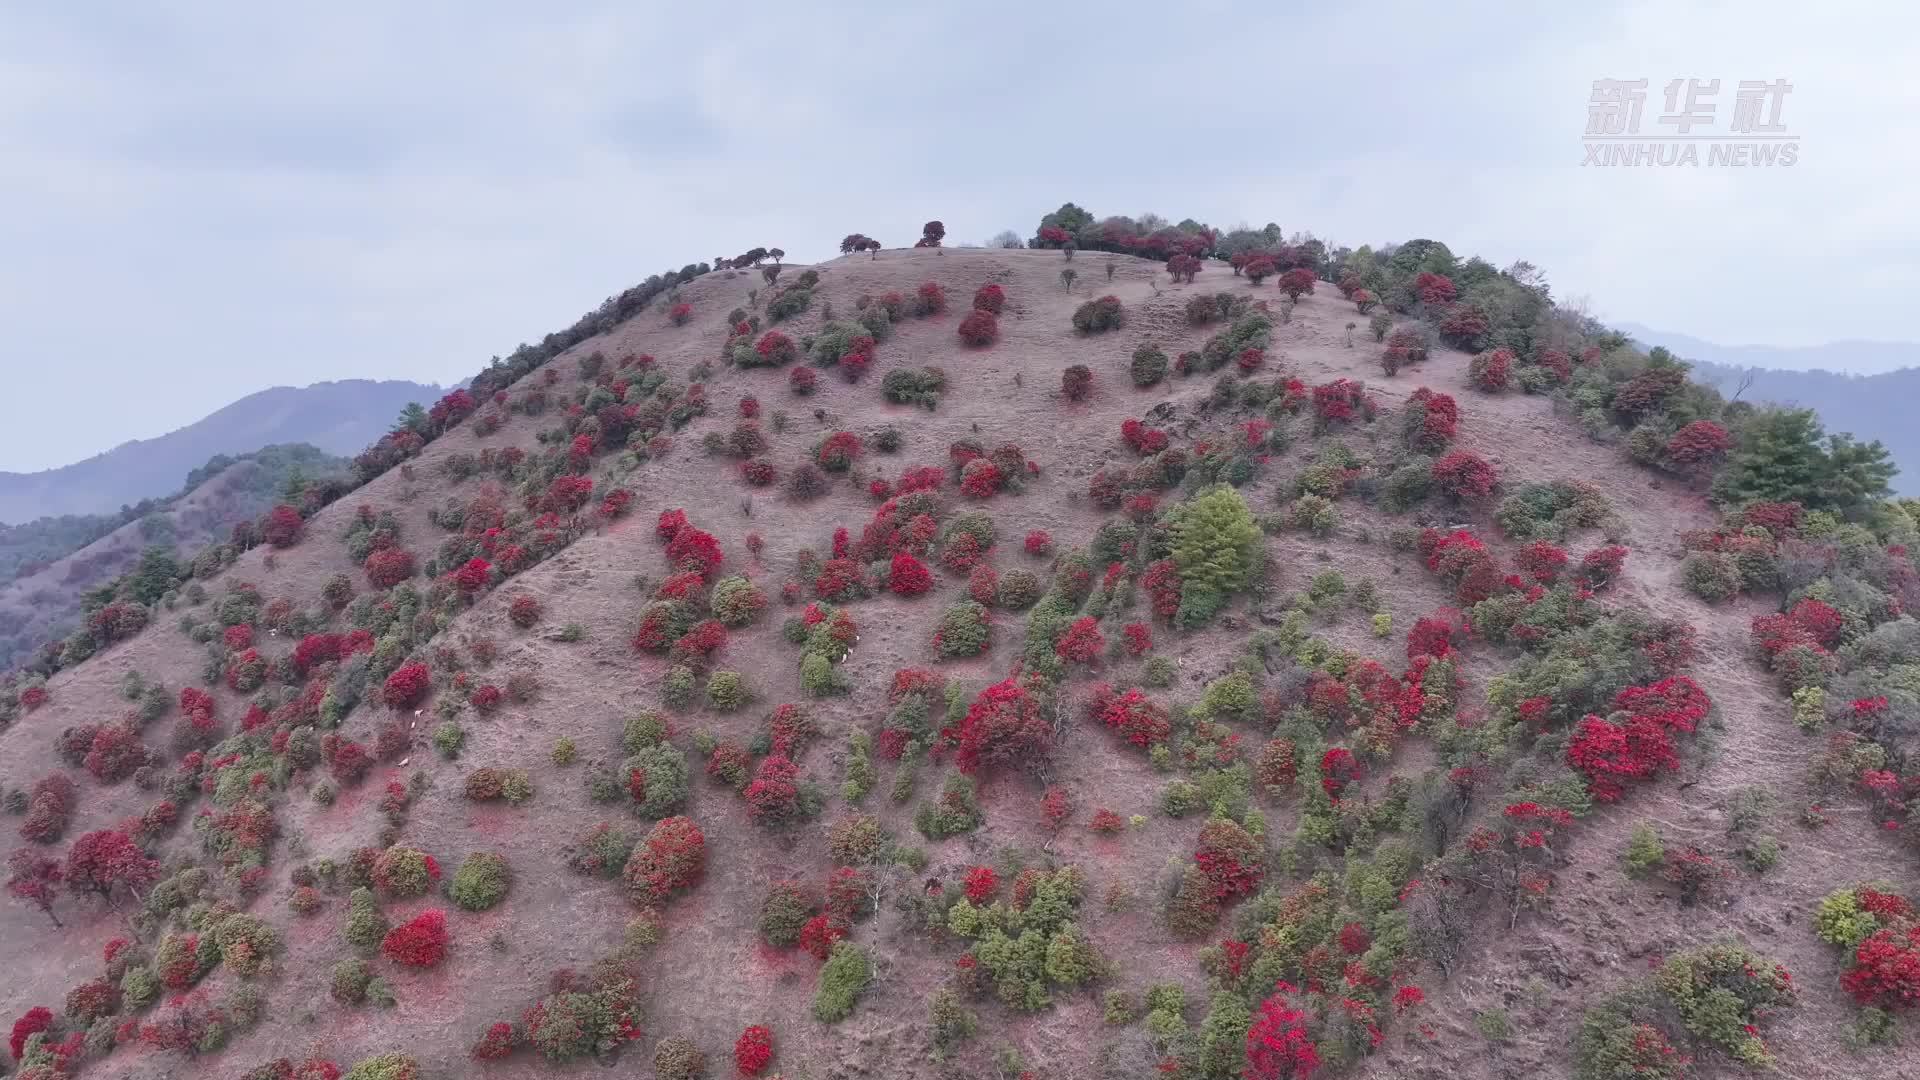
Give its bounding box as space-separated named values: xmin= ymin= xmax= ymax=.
xmin=2 ymin=247 xmax=1913 ymax=1080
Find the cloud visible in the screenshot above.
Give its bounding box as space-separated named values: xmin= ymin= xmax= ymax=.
xmin=1 ymin=1 xmax=1914 ymax=470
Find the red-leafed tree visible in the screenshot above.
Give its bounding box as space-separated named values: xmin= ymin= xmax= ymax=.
xmin=1665 ymin=420 xmax=1732 ymax=473
xmin=5 ymin=848 xmax=63 ymax=927
xmin=1194 ymin=818 xmax=1264 ymax=900
xmin=1245 ymin=989 xmax=1319 ymax=1079
xmin=1278 ymin=268 xmax=1316 ymax=300
xmin=1243 ymin=255 xmax=1277 ymax=284
xmin=261 ymin=505 xmax=305 ymax=548
xmin=1469 ymin=348 xmax=1514 ymax=393
xmin=1414 ymin=271 xmax=1457 ymax=306
xmin=65 ymin=829 xmax=159 ymax=902
xmin=944 ymin=676 xmax=1054 ymax=774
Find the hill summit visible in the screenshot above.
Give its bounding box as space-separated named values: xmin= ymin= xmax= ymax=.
xmin=0 ymin=218 xmax=1912 ymax=1080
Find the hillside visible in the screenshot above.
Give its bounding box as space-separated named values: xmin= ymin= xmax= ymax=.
xmin=0 ymin=444 xmax=350 ymax=673
xmin=0 ymin=380 xmax=440 ymax=524
xmin=0 ymin=239 xmax=1913 ymax=1080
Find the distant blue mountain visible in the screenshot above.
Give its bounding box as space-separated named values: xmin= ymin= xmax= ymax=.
xmin=1622 ymin=325 xmax=1918 ymax=496
xmin=0 ymin=379 xmax=441 ymax=523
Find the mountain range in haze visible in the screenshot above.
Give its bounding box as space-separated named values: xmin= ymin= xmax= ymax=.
xmin=0 ymin=379 xmax=441 ymax=524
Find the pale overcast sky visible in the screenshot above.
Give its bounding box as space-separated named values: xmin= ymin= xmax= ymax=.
xmin=3 ymin=2 xmax=1915 ymax=471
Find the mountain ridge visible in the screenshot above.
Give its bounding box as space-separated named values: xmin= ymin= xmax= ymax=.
xmin=0 ymin=378 xmax=441 ymax=523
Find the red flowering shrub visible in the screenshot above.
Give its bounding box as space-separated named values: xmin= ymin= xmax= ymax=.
xmin=798 ymin=914 xmax=847 ymax=960
xmin=744 ymin=755 xmax=802 ymax=823
xmin=1469 ymin=348 xmax=1514 ymax=392
xmin=669 ymin=302 xmax=692 ymax=326
xmin=1245 ymin=990 xmax=1319 ymax=1079
xmin=1143 ymin=559 xmax=1182 ymax=622
xmin=381 ymin=909 xmax=448 ymax=967
xmin=472 ymin=1022 xmax=517 ymax=1060
xmin=1089 ymin=809 xmax=1125 ymax=834
xmin=1055 ymin=617 xmax=1105 ymax=664
xmin=1664 ymin=420 xmax=1731 ymax=471
xmin=666 ymin=526 xmax=725 ymax=581
xmin=624 ymin=816 xmax=705 ymax=903
xmin=9 ymin=1006 xmax=51 ymax=1059
xmin=959 ymin=459 xmax=1003 ymax=499
xmin=363 ymin=548 xmax=415 ymax=588
xmin=963 ymin=865 xmax=998 ymax=903
xmin=1242 ymin=255 xmax=1277 ymax=284
xmin=1338 ymin=921 xmax=1371 ymax=955
xmin=1515 ymin=541 xmax=1569 ymax=584
xmin=972 ymin=283 xmax=1006 ymax=314
xmin=1255 ymin=739 xmax=1297 ymax=791
xmin=1040 ymin=786 xmax=1071 ymax=830
xmin=1567 ymin=715 xmax=1679 ymax=801
xmin=913 ymin=281 xmax=947 ymax=316
xmin=1121 ymin=418 xmax=1170 ymax=455
xmin=888 ymin=551 xmax=934 ymax=595
xmin=1311 ymin=379 xmax=1370 ymax=424
xmin=1320 ymin=747 xmax=1362 ymax=800
xmin=538 ymin=474 xmax=595 ymax=515
xmin=382 ymin=662 xmax=431 ymax=709
xmin=1023 ymin=530 xmax=1053 ymax=556
xmin=957 ymin=309 xmax=998 ymax=347
xmin=1841 ymin=923 xmax=1920 ymax=1008
xmin=1122 ymin=622 xmax=1152 ymax=655
xmin=656 ymin=508 xmax=688 ymax=541
xmin=818 ymin=431 xmax=862 ymax=472
xmin=670 ymin=620 xmax=728 ymax=665
xmin=1088 ymin=685 xmax=1172 ymax=748
xmin=788 ymin=366 xmax=817 ymax=395
xmin=753 ymin=331 xmax=799 ymax=366
xmin=262 ymin=505 xmax=305 ymax=548
xmin=1437 ymin=304 xmax=1490 ymax=349
xmin=734 ymin=1026 xmax=774 ymax=1076
xmin=945 ymin=676 xmax=1052 ymax=774
xmin=507 ymin=594 xmax=541 ymax=629
xmin=449 ymin=557 xmax=492 ymax=593
xmin=1392 ymin=389 xmax=1455 ymax=457
xmin=966 ymin=565 xmax=998 ymax=605
xmin=1406 ymin=610 xmax=1466 ymax=660
xmin=1195 ymin=818 xmax=1264 ymax=899
xmin=1167 ymin=254 xmax=1201 ymax=282
xmin=1579 ymin=545 xmax=1629 ymax=587
xmin=1431 ymin=450 xmax=1498 ymax=501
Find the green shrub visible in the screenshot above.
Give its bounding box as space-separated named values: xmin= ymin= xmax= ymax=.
xmin=766 ymin=287 xmax=812 ymax=322
xmin=652 ymin=1036 xmax=706 ymax=1080
xmin=1131 ymin=345 xmax=1170 ymax=387
xmin=1622 ymin=823 xmax=1664 ymax=876
xmin=705 ymin=671 xmax=751 ymax=711
xmin=343 ymin=887 xmax=387 ymax=950
xmin=1494 ymin=480 xmax=1614 ymax=542
xmin=1143 ymin=656 xmax=1176 ymax=689
xmin=759 ymin=881 xmax=814 ymax=946
xmin=623 ymin=743 xmax=690 ymax=817
xmin=342 ymin=1053 xmax=422 ymax=1080
xmin=1680 ymin=552 xmax=1743 ymax=602
xmin=1072 ymin=295 xmax=1125 ymax=334
xmin=431 ymin=723 xmax=465 ymax=759
xmin=551 ymin=737 xmax=577 ymax=766
xmin=881 ymin=367 xmax=948 ymax=410
xmin=843 ymin=732 xmax=875 ymax=803
xmin=1289 ymin=495 xmax=1336 ymax=537
xmin=212 ymin=913 xmax=281 ymax=977
xmin=996 ymin=569 xmax=1042 ymax=609
xmin=449 ymin=852 xmax=511 ymax=911
xmin=1371 ymin=613 xmax=1393 ymax=638
xmin=936 ymin=601 xmax=992 ymax=658
xmin=915 ymin=775 xmax=982 ymax=839
xmin=1650 ymin=943 xmax=1795 ymax=1066
xmin=331 ymin=956 xmax=373 ymax=1004
xmin=1169 ymin=486 xmax=1260 ymax=627
xmin=657 ymin=662 xmax=696 ymax=706
xmin=1814 ymin=888 xmax=1877 ymax=947
xmin=623 ymin=710 xmax=670 ymax=752
xmin=812 ymin=941 xmax=872 ymax=1022
xmin=930 ymin=987 xmax=979 ymax=1049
